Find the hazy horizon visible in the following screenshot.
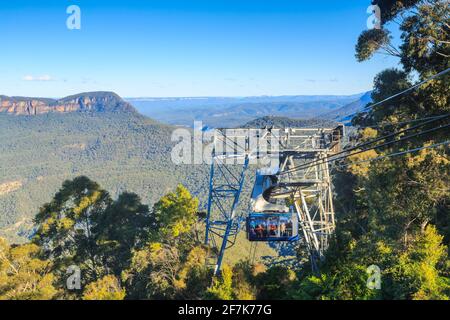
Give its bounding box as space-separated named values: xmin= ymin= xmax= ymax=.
xmin=1 ymin=90 xmax=370 ymax=100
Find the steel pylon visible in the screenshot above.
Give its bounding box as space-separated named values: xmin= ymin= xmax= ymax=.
xmin=204 ymin=149 xmax=249 ymax=275
xmin=204 ymin=126 xmax=343 ymax=274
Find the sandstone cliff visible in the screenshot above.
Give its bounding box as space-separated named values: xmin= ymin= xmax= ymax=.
xmin=0 ymin=91 xmax=136 ymax=115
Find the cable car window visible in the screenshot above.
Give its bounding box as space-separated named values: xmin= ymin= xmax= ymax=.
xmin=247 ymin=213 xmax=298 ymax=242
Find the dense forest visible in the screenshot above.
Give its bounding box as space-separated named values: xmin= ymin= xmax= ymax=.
xmin=242 ymin=116 xmax=338 ymax=129
xmin=0 ymin=112 xmax=276 ymax=265
xmin=0 ymin=0 xmax=449 ymax=300
xmin=294 ymin=0 xmax=450 ymax=299
xmin=0 ymin=112 xmax=207 ymax=241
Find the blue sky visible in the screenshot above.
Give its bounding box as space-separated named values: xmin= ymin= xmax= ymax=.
xmin=0 ymin=0 xmax=400 ymax=98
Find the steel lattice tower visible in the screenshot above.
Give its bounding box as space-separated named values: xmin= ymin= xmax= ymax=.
xmin=205 ymin=126 xmax=343 ymax=275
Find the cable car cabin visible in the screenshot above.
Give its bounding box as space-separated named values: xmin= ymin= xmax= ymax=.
xmin=247 ymin=171 xmax=298 ymax=241
xmin=247 ymin=212 xmax=299 ymax=242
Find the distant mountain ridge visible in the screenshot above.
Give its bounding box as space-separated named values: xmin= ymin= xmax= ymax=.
xmin=319 ymin=91 xmax=372 ymax=121
xmin=127 ymin=92 xmax=370 ymax=128
xmin=0 ymin=91 xmax=137 ymax=115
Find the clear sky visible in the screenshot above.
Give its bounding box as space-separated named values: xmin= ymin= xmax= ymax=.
xmin=0 ymin=0 xmax=400 ymax=98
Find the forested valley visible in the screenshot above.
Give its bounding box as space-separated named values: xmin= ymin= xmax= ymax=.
xmin=0 ymin=0 xmax=449 ymax=300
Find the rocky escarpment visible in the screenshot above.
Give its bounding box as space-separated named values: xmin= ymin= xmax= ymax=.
xmin=0 ymin=91 xmax=137 ymax=115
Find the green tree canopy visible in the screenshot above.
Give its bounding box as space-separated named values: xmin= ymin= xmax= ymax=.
xmin=33 ymin=176 xmax=151 ymax=295
xmin=0 ymin=238 xmax=58 ymax=300
xmin=123 ymin=184 xmax=209 ymax=299
xmin=82 ymin=275 xmax=126 ymax=300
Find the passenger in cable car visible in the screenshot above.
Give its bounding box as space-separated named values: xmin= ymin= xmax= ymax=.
xmin=286 ymin=221 xmax=293 ymax=237
xmin=280 ymin=222 xmax=287 ymax=237
xmin=263 ymin=225 xmax=269 ymax=238
xmin=269 ymin=224 xmax=277 ymax=237
xmin=255 ymin=224 xmax=265 ymax=238
xmin=249 ymin=225 xmax=257 ymax=238
xmin=268 ymin=217 xmax=278 ymax=237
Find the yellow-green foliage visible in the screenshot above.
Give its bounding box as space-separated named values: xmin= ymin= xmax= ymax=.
xmin=153 ymin=184 xmax=199 ymax=238
xmin=347 ymin=149 xmax=379 ymax=177
xmin=360 ymin=127 xmax=378 ymax=140
xmin=123 ymin=243 xmax=211 ymax=299
xmin=73 ymin=191 xmax=102 ymax=217
xmin=344 ymin=125 xmax=381 ymax=177
xmin=207 ymin=264 xmax=234 ymax=300
xmin=0 ymin=238 xmax=58 ymax=300
xmin=122 ymin=184 xmax=210 ymax=300
xmin=82 ymin=275 xmax=126 ymax=300
xmin=391 ymin=226 xmax=449 ymax=300
xmin=178 ymin=246 xmax=209 ymax=285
